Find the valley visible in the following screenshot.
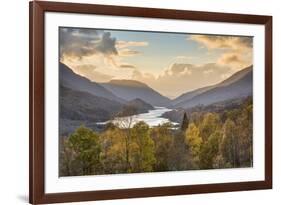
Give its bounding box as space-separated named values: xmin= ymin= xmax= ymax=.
xmin=59 ymin=62 xmax=253 ymax=136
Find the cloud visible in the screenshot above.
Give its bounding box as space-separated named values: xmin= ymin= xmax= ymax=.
xmin=118 ymin=49 xmax=141 ymax=57
xmin=190 ymin=35 xmax=252 ymax=51
xmin=95 ymin=32 xmax=118 ymax=55
xmin=119 ymin=64 xmax=136 ymax=69
xmin=116 ymin=40 xmax=148 ymax=57
xmin=59 ymin=28 xmax=118 ymax=60
xmin=217 ymin=52 xmax=252 ymax=70
xmin=116 ymin=40 xmax=149 ymax=49
xmin=218 ymin=53 xmax=243 ymax=64
xmin=164 ymin=64 xmax=192 ymax=76
xmin=131 ymin=69 xmax=156 ymax=82
xmin=59 ymin=28 xmax=142 ymax=78
xmin=59 ymin=28 xmax=149 ymax=81
xmin=203 ymin=69 xmax=214 ymax=75
xmin=175 ymin=56 xmax=195 ymax=61
xmin=190 ymin=34 xmax=253 ymax=70
xmin=132 ymin=63 xmax=234 ymax=98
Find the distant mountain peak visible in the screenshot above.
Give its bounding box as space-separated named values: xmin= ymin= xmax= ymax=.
xmin=118 ymin=98 xmax=154 ymax=117
xmin=102 ymin=80 xmax=171 ymax=106
xmin=128 ymin=98 xmax=151 ymax=105
xmin=108 ymin=79 xmax=149 ymax=88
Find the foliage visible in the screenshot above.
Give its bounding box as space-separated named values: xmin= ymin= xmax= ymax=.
xmin=185 ymin=123 xmax=202 ymax=167
xmin=199 ymin=131 xmax=222 ymax=169
xmin=60 ymin=125 xmax=101 ymax=176
xmin=131 ymin=121 xmax=156 ymax=172
xmin=59 ymin=98 xmax=253 ymax=176
xmin=199 ymin=113 xmax=221 ymax=141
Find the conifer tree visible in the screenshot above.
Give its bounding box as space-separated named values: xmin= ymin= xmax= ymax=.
xmin=181 ymin=112 xmax=189 ymax=131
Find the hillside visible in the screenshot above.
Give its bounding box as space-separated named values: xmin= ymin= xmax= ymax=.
xmin=59 ymin=85 xmax=123 ymax=134
xmin=59 ymin=63 xmax=124 ymax=103
xmin=172 ymin=66 xmax=253 ymax=109
xmin=117 ymin=98 xmax=154 ymax=117
xmin=101 ymin=79 xmax=171 ymax=106
xmin=170 ymin=85 xmax=215 ymax=106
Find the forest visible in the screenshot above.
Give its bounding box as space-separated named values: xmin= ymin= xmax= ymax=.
xmin=59 ymin=98 xmax=253 ymax=176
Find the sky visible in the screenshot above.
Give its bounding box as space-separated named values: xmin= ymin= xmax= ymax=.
xmin=60 ymin=27 xmax=253 ymax=99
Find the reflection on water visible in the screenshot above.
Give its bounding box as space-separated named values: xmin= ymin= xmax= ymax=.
xmin=97 ymin=107 xmax=179 ymax=128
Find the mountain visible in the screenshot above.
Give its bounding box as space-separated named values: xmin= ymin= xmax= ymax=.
xmin=170 ymin=85 xmax=215 ymax=106
xmin=59 ymin=63 xmax=124 ymax=103
xmin=118 ymin=98 xmax=154 ymax=117
xmin=101 ymin=79 xmax=171 ymax=106
xmin=172 ymin=66 xmax=253 ymax=109
xmin=59 ymin=85 xmax=123 ymax=135
xmin=60 ymin=85 xmax=123 ymax=122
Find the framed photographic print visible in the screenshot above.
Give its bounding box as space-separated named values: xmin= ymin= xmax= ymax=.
xmin=29 ymin=1 xmax=272 ymax=204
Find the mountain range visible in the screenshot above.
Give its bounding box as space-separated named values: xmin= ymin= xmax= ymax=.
xmin=59 ymin=63 xmax=168 ymax=134
xmin=59 ymin=62 xmax=253 ymax=134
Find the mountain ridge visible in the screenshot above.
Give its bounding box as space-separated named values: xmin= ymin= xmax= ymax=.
xmin=101 ymin=80 xmax=171 ymax=106
xmin=107 ymin=79 xmax=150 ymax=88
xmin=172 ymin=66 xmax=253 ymax=109
xmin=59 ymin=63 xmax=125 ymax=103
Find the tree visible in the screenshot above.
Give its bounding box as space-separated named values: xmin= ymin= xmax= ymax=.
xmin=236 ymin=102 xmax=253 ymax=167
xmin=221 ymin=119 xmax=240 ymax=167
xmin=67 ymin=125 xmax=102 ymax=175
xmin=115 ymin=106 xmax=137 ymax=172
xmin=199 ymin=131 xmax=222 ymax=169
xmin=151 ymin=123 xmax=173 ymax=171
xmin=185 ymin=123 xmax=202 ymax=167
xmin=59 ymin=137 xmax=76 ymax=176
xmin=181 ymin=112 xmax=189 ymax=131
xmin=99 ymin=126 xmax=127 ymax=174
xmin=199 ymin=113 xmax=220 ymax=141
xmin=131 ymin=121 xmax=156 ymax=172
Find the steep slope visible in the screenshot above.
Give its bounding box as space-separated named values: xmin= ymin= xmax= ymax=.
xmin=59 ymin=63 xmax=124 ymax=103
xmin=59 ymin=85 xmax=123 ymax=135
xmin=60 ymin=85 xmax=123 ymax=122
xmin=101 ymin=79 xmax=171 ymax=106
xmin=218 ymin=66 xmax=253 ymax=87
xmin=171 ymin=85 xmax=215 ymax=106
xmin=173 ymin=66 xmax=253 ymax=109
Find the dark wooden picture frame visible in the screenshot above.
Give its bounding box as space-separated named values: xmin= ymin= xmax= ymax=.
xmin=29 ymin=1 xmax=272 ymax=204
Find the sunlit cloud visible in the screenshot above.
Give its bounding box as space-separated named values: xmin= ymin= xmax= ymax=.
xmin=118 ymin=49 xmax=141 ymax=57
xmin=119 ymin=64 xmax=136 ymax=69
xmin=190 ymin=35 xmax=252 ymax=51
xmin=189 ymin=34 xmax=253 ymax=70
xmin=59 ymin=28 xmax=143 ymax=81
xmin=132 ymin=63 xmax=233 ymax=98
xmin=164 ymin=63 xmax=192 ymax=76
xmin=203 ymin=69 xmax=214 ymax=75
xmin=116 ymin=40 xmax=148 ymax=57
xmin=116 ymin=40 xmax=149 ymax=49
xmin=59 ymin=28 xmax=253 ymax=97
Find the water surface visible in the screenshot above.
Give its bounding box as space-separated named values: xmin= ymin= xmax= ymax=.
xmin=97 ymin=106 xmax=179 ymax=128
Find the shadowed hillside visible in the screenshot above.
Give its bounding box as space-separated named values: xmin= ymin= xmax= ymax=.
xmin=101 ymin=79 xmax=171 ymax=106
xmin=172 ymin=66 xmax=253 ymax=109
